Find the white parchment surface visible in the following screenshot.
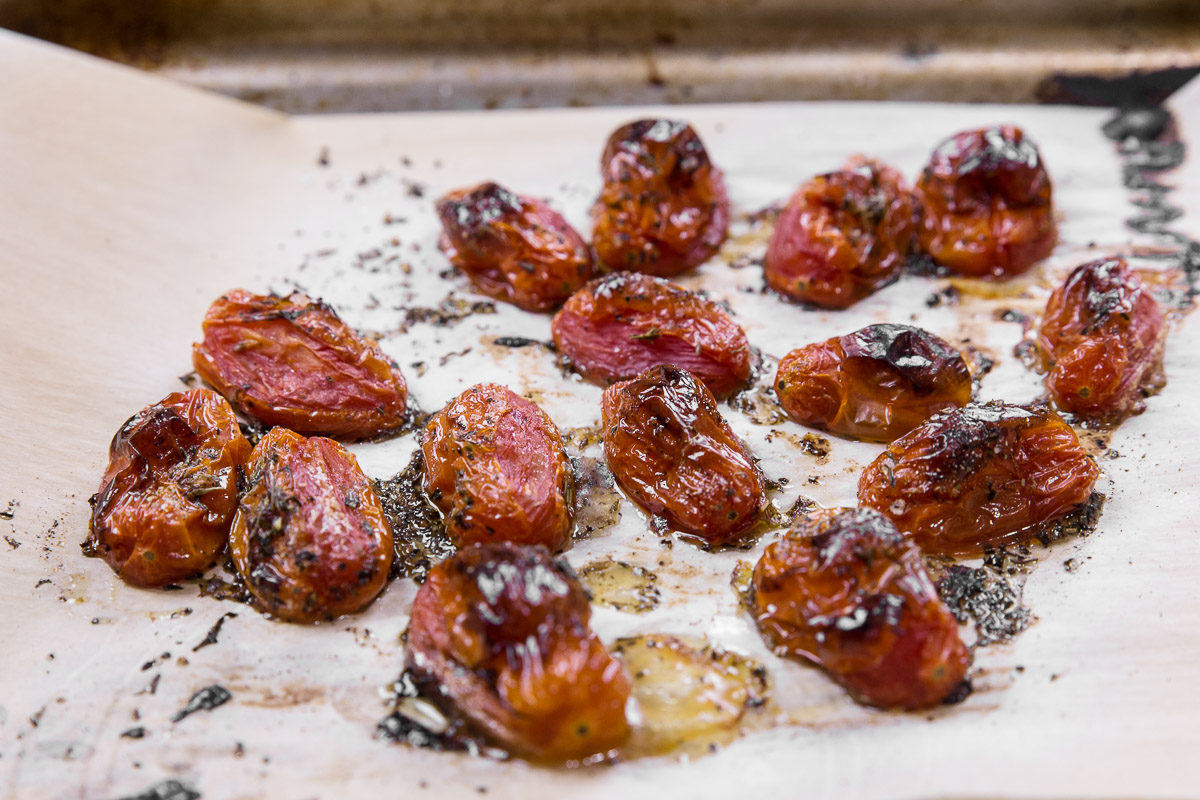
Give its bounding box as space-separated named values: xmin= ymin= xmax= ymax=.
xmin=2 ymin=29 xmax=1199 ymax=800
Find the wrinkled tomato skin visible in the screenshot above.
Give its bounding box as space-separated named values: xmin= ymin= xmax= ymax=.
xmin=230 ymin=427 xmax=393 ymax=623
xmin=752 ymin=507 xmax=970 ymax=710
xmin=602 ymin=365 xmax=766 ymax=544
xmin=193 ymin=290 xmax=408 ymax=441
xmin=85 ymin=389 xmax=251 ymax=587
xmin=407 ymin=543 xmax=632 ymax=763
xmin=422 ymin=384 xmax=575 ymax=552
xmin=765 ymin=157 xmax=915 ymax=309
xmin=858 ymin=402 xmax=1099 ymax=555
xmin=551 ymin=272 xmax=753 ymax=398
xmin=774 ymin=324 xmax=972 ymax=442
xmin=914 ymin=126 xmax=1057 ymax=278
xmin=1038 ymin=257 xmax=1166 ymax=424
xmin=592 ymin=119 xmax=729 ymax=277
xmin=436 ymin=183 xmax=596 ymax=312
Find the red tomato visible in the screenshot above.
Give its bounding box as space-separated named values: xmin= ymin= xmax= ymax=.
xmin=753 ymin=507 xmax=970 ymax=710
xmin=765 ymin=157 xmax=915 ymax=309
xmin=602 ymin=365 xmax=765 ymax=544
xmin=774 ymin=323 xmax=972 ymax=442
xmin=85 ymin=389 xmax=250 ymax=587
xmin=230 ymin=427 xmax=394 ymax=622
xmin=193 ymin=290 xmax=408 ymax=441
xmin=422 ymin=384 xmax=575 ymax=552
xmin=407 ymin=543 xmax=632 ymax=763
xmin=858 ymin=402 xmax=1099 ymax=554
xmin=551 ymin=272 xmax=753 ymax=398
xmin=1038 ymin=257 xmax=1167 ymax=424
xmin=914 ymin=126 xmax=1057 ymax=278
xmin=592 ymin=119 xmax=729 ymax=276
xmin=436 ymin=182 xmax=596 ymax=312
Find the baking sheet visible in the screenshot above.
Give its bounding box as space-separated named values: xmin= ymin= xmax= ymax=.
xmin=3 ymin=28 xmax=1200 ymax=800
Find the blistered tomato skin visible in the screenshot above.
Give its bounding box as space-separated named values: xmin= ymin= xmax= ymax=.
xmin=407 ymin=543 xmax=632 ymax=763
xmin=85 ymin=389 xmax=251 ymax=587
xmin=765 ymin=157 xmax=915 ymax=309
xmin=752 ymin=507 xmax=970 ymax=710
xmin=914 ymin=126 xmax=1057 ymax=278
xmin=422 ymin=384 xmax=575 ymax=552
xmin=774 ymin=324 xmax=972 ymax=442
xmin=230 ymin=427 xmax=393 ymax=623
xmin=1038 ymin=257 xmax=1166 ymax=424
xmin=602 ymin=365 xmax=766 ymax=544
xmin=192 ymin=290 xmax=408 ymax=441
xmin=858 ymin=402 xmax=1099 ymax=555
xmin=551 ymin=272 xmax=753 ymax=398
xmin=436 ymin=183 xmax=596 ymax=312
xmin=592 ymin=119 xmax=729 ymax=277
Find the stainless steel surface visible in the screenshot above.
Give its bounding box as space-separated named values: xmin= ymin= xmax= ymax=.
xmin=2 ymin=0 xmax=1199 ymax=111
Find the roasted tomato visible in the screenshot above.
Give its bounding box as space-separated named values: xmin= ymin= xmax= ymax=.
xmin=752 ymin=507 xmax=970 ymax=710
xmin=858 ymin=402 xmax=1099 ymax=554
xmin=551 ymin=272 xmax=752 ymax=398
xmin=774 ymin=323 xmax=972 ymax=442
xmin=406 ymin=543 xmax=632 ymax=763
xmin=764 ymin=157 xmax=915 ymax=309
xmin=1038 ymin=257 xmax=1167 ymax=424
xmin=592 ymin=119 xmax=729 ymax=276
xmin=193 ymin=290 xmax=408 ymax=441
xmin=84 ymin=389 xmax=250 ymax=587
xmin=914 ymin=126 xmax=1057 ymax=278
xmin=230 ymin=427 xmax=393 ymax=623
xmin=436 ymin=182 xmax=596 ymax=312
xmin=422 ymin=384 xmax=575 ymax=552
xmin=602 ymin=365 xmax=765 ymax=544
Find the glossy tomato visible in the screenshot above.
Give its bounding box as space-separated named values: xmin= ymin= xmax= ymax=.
xmin=437 ymin=182 xmax=596 ymax=312
xmin=193 ymin=290 xmax=408 ymax=440
xmin=406 ymin=543 xmax=631 ymax=763
xmin=422 ymin=383 xmax=575 ymax=552
xmin=592 ymin=119 xmax=729 ymax=276
xmin=85 ymin=389 xmax=250 ymax=587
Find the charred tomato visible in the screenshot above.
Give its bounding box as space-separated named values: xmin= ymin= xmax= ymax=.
xmin=436 ymin=182 xmax=596 ymax=312
xmin=914 ymin=126 xmax=1057 ymax=278
xmin=1038 ymin=257 xmax=1167 ymax=424
xmin=752 ymin=507 xmax=970 ymax=710
xmin=858 ymin=402 xmax=1099 ymax=554
xmin=85 ymin=389 xmax=251 ymax=587
xmin=406 ymin=543 xmax=632 ymax=763
xmin=602 ymin=365 xmax=766 ymax=545
xmin=193 ymin=290 xmax=408 ymax=441
xmin=592 ymin=119 xmax=729 ymax=276
xmin=551 ymin=272 xmax=753 ymax=398
xmin=774 ymin=323 xmax=972 ymax=442
xmin=765 ymin=157 xmax=915 ymax=309
xmin=422 ymin=383 xmax=575 ymax=552
xmin=230 ymin=427 xmax=393 ymax=623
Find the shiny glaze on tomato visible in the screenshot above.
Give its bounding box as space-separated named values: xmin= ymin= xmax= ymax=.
xmin=914 ymin=126 xmax=1057 ymax=278
xmin=406 ymin=543 xmax=632 ymax=763
xmin=85 ymin=389 xmax=251 ymax=587
xmin=1038 ymin=257 xmax=1167 ymax=424
xmin=230 ymin=427 xmax=393 ymax=623
xmin=602 ymin=365 xmax=765 ymax=544
xmin=193 ymin=290 xmax=408 ymax=440
xmin=752 ymin=507 xmax=971 ymax=710
xmin=858 ymin=402 xmax=1099 ymax=554
xmin=551 ymin=272 xmax=752 ymax=398
xmin=774 ymin=324 xmax=972 ymax=442
xmin=765 ymin=157 xmax=915 ymax=309
xmin=422 ymin=383 xmax=575 ymax=552
xmin=592 ymin=119 xmax=729 ymax=277
xmin=436 ymin=182 xmax=596 ymax=312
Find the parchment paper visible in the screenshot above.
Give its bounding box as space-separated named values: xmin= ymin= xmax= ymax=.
xmin=3 ymin=28 xmax=1199 ymax=800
